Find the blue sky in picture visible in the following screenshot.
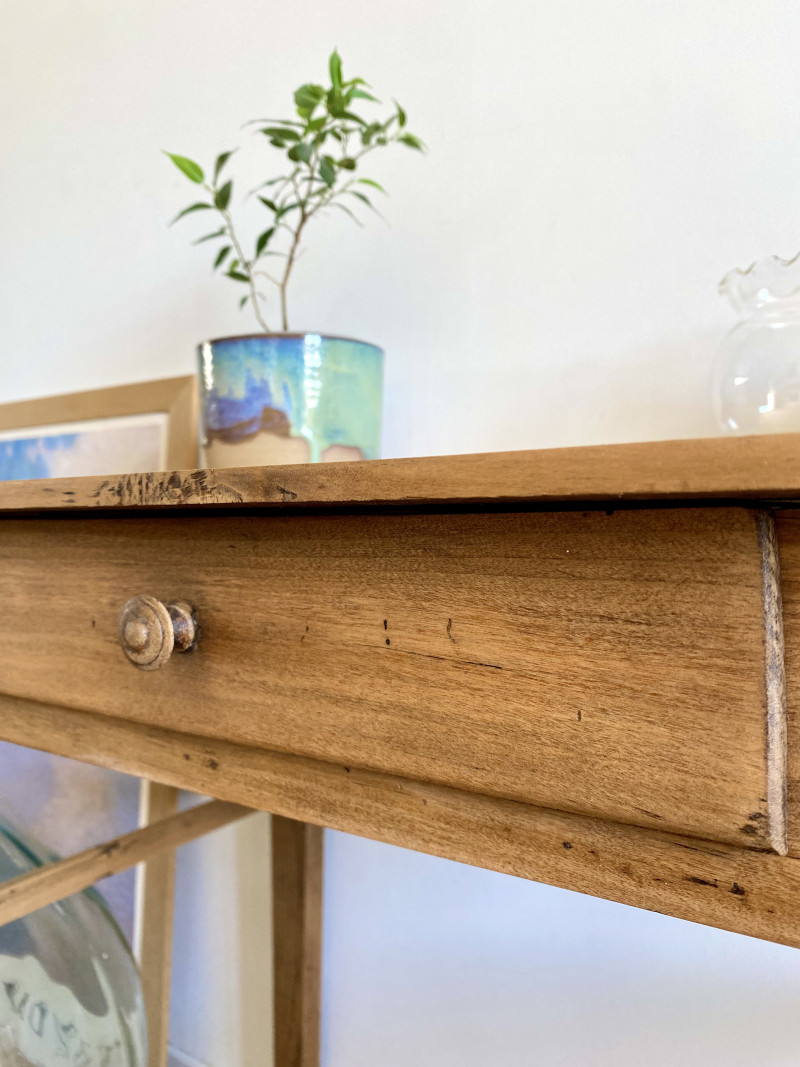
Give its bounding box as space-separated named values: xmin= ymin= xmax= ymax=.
xmin=0 ymin=432 xmax=79 ymax=481
xmin=0 ymin=413 xmax=167 ymax=481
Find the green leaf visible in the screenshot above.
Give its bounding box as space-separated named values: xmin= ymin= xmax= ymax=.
xmin=395 ymin=101 xmax=407 ymax=127
xmin=214 ymin=150 xmax=235 ymax=182
xmin=227 ymin=269 xmax=250 ymax=283
xmin=329 ymin=49 xmax=342 ymax=90
xmin=192 ymin=228 xmax=226 ymax=245
xmin=246 ymin=117 xmax=305 ymax=128
xmin=349 ymin=190 xmax=373 ymax=207
xmin=287 ymin=142 xmax=313 ymax=164
xmin=341 ymin=110 xmax=366 ymax=126
xmin=275 ymin=202 xmax=300 ymax=219
xmin=307 ymin=116 xmax=328 ymax=132
xmin=347 ymin=190 xmax=384 ymax=219
xmin=326 ymin=88 xmax=343 ymax=116
xmin=214 ymin=180 xmax=233 ymax=210
xmin=256 ymin=227 xmax=275 ymax=256
xmin=294 ymin=83 xmax=325 ymax=113
xmin=398 ymin=133 xmax=425 ymax=151
xmin=329 ymin=200 xmax=363 ymax=226
xmin=350 ymin=88 xmax=379 ymax=102
xmin=260 ymin=126 xmax=301 ymax=141
xmin=358 ymin=178 xmax=387 ymax=193
xmin=319 ymin=157 xmax=336 ymax=187
xmin=258 ymin=196 xmax=279 ymax=212
xmin=339 ymin=157 xmax=357 ymax=171
xmin=165 ymin=153 xmax=204 ymax=183
xmin=239 ymin=295 xmax=249 ymax=309
xmin=214 ymin=245 xmax=232 ymax=269
xmin=361 ymin=122 xmax=382 ymax=145
xmin=169 ymin=202 xmax=212 ymax=225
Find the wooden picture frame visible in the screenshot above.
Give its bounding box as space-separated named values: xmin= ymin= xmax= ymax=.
xmin=0 ymin=375 xmax=198 ymax=476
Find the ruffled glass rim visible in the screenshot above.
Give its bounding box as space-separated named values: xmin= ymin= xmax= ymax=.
xmin=720 ymin=251 xmax=800 ymax=311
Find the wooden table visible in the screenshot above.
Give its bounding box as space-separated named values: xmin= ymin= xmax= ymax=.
xmin=2 ymin=432 xmax=800 ymax=1061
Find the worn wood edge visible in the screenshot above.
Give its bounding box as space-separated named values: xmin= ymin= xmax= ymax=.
xmin=2 ymin=433 xmax=800 ymax=512
xmin=775 ymin=510 xmax=800 ymax=858
xmin=134 ymin=781 xmax=179 ymax=1067
xmin=756 ymin=511 xmax=789 ymax=855
xmin=0 ymin=796 xmax=252 ymax=928
xmin=2 ymin=695 xmax=800 ymax=948
xmin=272 ymin=817 xmax=323 ymax=1067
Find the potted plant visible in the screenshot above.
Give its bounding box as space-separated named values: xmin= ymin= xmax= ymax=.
xmin=166 ymin=49 xmax=424 ymax=467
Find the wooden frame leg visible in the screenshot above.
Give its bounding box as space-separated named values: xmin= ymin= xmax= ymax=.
xmin=135 ymin=781 xmax=179 ymax=1067
xmin=272 ymin=816 xmax=324 ymax=1067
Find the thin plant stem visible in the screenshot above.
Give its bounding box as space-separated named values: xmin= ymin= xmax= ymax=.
xmin=214 ymin=195 xmax=272 ymax=332
xmin=279 ymin=210 xmax=309 ymax=331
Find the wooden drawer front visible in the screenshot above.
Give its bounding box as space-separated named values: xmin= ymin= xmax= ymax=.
xmin=0 ymin=508 xmax=784 ymax=850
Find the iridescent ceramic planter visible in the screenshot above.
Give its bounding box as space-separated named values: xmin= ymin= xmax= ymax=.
xmin=198 ymin=333 xmax=384 ymax=467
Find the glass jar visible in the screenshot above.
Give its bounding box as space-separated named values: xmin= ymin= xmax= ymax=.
xmin=0 ymin=819 xmax=146 ymax=1066
xmin=714 ymin=254 xmax=800 ymax=434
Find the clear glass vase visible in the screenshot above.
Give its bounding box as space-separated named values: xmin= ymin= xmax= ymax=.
xmin=714 ymin=254 xmax=800 ymax=434
xmin=0 ymin=819 xmax=146 ymax=1066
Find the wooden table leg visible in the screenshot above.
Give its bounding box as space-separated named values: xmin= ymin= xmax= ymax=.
xmin=272 ymin=816 xmax=324 ymax=1067
xmin=135 ymin=780 xmax=179 ymax=1067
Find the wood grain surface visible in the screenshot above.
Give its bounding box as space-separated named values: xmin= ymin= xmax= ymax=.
xmin=1 ymin=696 xmax=799 ymax=948
xmin=0 ymin=508 xmax=783 ymax=849
xmin=272 ymin=816 xmax=323 ymax=1067
xmin=1 ymin=433 xmax=800 ymax=513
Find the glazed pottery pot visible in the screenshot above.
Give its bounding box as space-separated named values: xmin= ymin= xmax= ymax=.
xmin=197 ymin=333 xmax=384 ymax=467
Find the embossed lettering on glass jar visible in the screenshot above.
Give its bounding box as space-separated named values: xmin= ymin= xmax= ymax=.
xmin=0 ymin=820 xmax=146 ymax=1066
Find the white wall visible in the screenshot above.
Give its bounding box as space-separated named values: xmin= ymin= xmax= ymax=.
xmin=3 ymin=1 xmax=800 ymax=1064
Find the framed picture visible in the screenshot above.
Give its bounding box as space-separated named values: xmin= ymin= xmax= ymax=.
xmin=0 ymin=376 xmax=198 ymax=944
xmin=0 ymin=375 xmax=197 ymax=480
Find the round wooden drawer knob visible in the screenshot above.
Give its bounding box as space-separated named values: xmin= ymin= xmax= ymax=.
xmin=118 ymin=596 xmax=196 ymax=671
